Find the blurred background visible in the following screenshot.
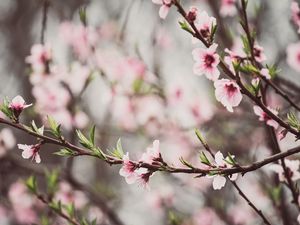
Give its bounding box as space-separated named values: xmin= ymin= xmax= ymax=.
xmin=0 ymin=0 xmax=300 ymax=225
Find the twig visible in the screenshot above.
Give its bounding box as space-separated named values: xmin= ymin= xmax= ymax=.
xmin=40 ymin=0 xmax=50 ymax=44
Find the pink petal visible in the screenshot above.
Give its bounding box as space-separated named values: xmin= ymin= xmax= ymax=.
xmin=159 ymin=5 xmax=170 ymax=19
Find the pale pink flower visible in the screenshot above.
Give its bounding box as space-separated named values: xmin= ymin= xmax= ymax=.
xmin=152 ymin=0 xmax=172 ymax=19
xmin=291 ymin=1 xmax=300 ymax=33
xmin=253 ymin=44 xmax=267 ymax=62
xmin=25 ymin=43 xmax=51 ymax=73
xmin=208 ymin=151 xmax=238 ymax=190
xmin=135 ymin=168 xmax=152 ymax=190
xmin=0 ymin=128 xmax=16 ymax=158
xmin=55 ymin=182 xmax=87 ymax=209
xmin=251 ymin=77 xmax=260 ymax=87
xmin=119 ymin=153 xmax=138 ymax=184
xmin=9 ymin=95 xmax=32 ymax=117
xmin=214 ymin=79 xmax=242 ymax=112
xmin=269 ymin=159 xmax=300 ymax=182
xmin=287 ymin=42 xmax=300 ymax=72
xmin=73 ymin=111 xmax=89 ymax=129
xmin=140 ymin=140 xmax=161 ymax=164
xmin=17 ymin=144 xmax=41 ymax=163
xmin=260 ymin=68 xmax=271 ymax=79
xmin=220 ymin=0 xmax=237 ymax=17
xmin=192 ymin=44 xmax=220 ymax=81
xmin=195 ymin=11 xmax=216 ymax=39
xmin=253 ymin=105 xmax=279 ymax=129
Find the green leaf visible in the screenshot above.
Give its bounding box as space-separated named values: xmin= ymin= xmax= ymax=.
xmin=179 ymin=157 xmax=194 ymax=168
xmin=178 ymin=20 xmax=193 ymax=34
xmin=49 ymin=200 xmax=62 ymax=212
xmin=0 ymin=98 xmax=14 ymax=120
xmin=65 ymin=203 xmax=75 ymax=218
xmin=79 ymin=6 xmax=87 ymax=26
xmin=240 ymin=63 xmax=259 ymax=74
xmin=54 ymin=148 xmax=76 ymax=156
xmin=110 ymin=138 xmax=124 ymax=159
xmin=224 ymin=153 xmax=236 ymax=166
xmin=287 ymin=112 xmax=300 ymax=131
xmin=47 ymin=116 xmax=62 ymax=138
xmin=25 ymin=176 xmax=37 ymax=193
xmin=46 ymin=169 xmax=59 ymax=195
xmin=92 ymin=147 xmax=106 ymax=160
xmin=199 ymin=152 xmax=211 ymax=166
xmin=241 ymin=35 xmax=250 ymax=55
xmin=89 ymin=125 xmax=96 ymax=146
xmin=76 ymin=130 xmax=94 ymax=149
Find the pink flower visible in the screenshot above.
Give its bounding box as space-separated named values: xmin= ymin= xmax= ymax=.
xmin=186 ymin=6 xmax=198 ymax=22
xmin=17 ymin=144 xmax=42 ymax=163
xmin=260 ymin=68 xmax=271 ymax=79
xmin=0 ymin=128 xmax=16 ymax=158
xmin=253 ymin=44 xmax=267 ymax=62
xmin=220 ymin=0 xmax=237 ymax=17
xmin=253 ymin=105 xmax=279 ymax=129
xmin=25 ymin=44 xmax=51 ymax=73
xmin=269 ymin=159 xmax=300 ymax=182
xmin=140 ymin=140 xmax=161 ymax=164
xmin=119 ymin=153 xmax=138 ymax=184
xmin=214 ymin=79 xmax=242 ymax=112
xmin=287 ymin=42 xmax=300 ymax=72
xmin=192 ymin=44 xmax=220 ymax=81
xmin=9 ymin=95 xmax=32 ymax=116
xmin=54 ymin=182 xmax=87 ymax=209
xmin=195 ymin=11 xmax=216 ymax=39
xmin=135 ymin=168 xmax=152 ymax=190
xmin=208 ymin=151 xmax=238 ymax=190
xmin=291 ymin=1 xmax=300 ymax=33
xmin=152 ymin=0 xmax=172 ymax=19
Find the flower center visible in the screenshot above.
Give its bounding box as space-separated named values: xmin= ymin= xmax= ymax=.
xmin=225 ymin=83 xmax=237 ymax=97
xmin=200 ymin=28 xmax=210 ymax=38
xmin=204 ymin=54 xmax=215 ymax=67
xmin=253 ymin=47 xmax=261 ymax=58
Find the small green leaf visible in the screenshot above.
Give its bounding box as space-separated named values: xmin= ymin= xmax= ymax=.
xmin=79 ymin=6 xmax=87 ymax=26
xmin=47 ymin=116 xmax=62 ymax=138
xmin=199 ymin=152 xmax=211 ymax=166
xmin=287 ymin=112 xmax=300 ymax=131
xmin=179 ymin=157 xmax=194 ymax=168
xmin=46 ymin=169 xmax=59 ymax=195
xmin=109 ymin=138 xmax=124 ymax=159
xmin=65 ymin=203 xmax=75 ymax=218
xmin=179 ymin=20 xmax=193 ymax=34
xmin=89 ymin=125 xmax=96 ymax=146
xmin=76 ymin=130 xmax=94 ymax=149
xmin=25 ymin=176 xmax=37 ymax=193
xmin=54 ymin=148 xmax=76 ymax=156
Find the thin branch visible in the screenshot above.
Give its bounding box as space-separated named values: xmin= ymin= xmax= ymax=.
xmin=231 ymin=181 xmax=272 ymax=225
xmin=40 ymin=0 xmax=50 ymax=44
xmin=171 ymin=0 xmax=300 ymax=137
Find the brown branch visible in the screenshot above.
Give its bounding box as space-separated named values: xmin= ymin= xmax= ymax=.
xmin=1 ymin=117 xmax=300 ymax=177
xmin=40 ymin=0 xmax=50 ymax=44
xmin=36 ymin=194 xmax=81 ymax=225
xmin=231 ymin=181 xmax=272 ymax=225
xmin=171 ymin=0 xmax=300 ymax=137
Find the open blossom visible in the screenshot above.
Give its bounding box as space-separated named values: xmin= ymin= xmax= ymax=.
xmin=17 ymin=144 xmax=42 ymax=163
xmin=214 ymin=79 xmax=242 ymax=112
xmin=269 ymin=159 xmax=300 ymax=182
xmin=135 ymin=168 xmax=152 ymax=190
xmin=253 ymin=44 xmax=267 ymax=62
xmin=208 ymin=151 xmax=238 ymax=190
xmin=140 ymin=140 xmax=161 ymax=164
xmin=9 ymin=95 xmax=32 ymax=119
xmin=119 ymin=153 xmax=138 ymax=184
xmin=287 ymin=41 xmax=300 ymax=72
xmin=0 ymin=128 xmax=16 ymax=158
xmin=192 ymin=44 xmax=220 ymax=81
xmin=220 ymin=0 xmax=237 ymax=17
xmin=253 ymin=105 xmax=279 ymax=129
xmin=152 ymin=0 xmax=172 ymax=19
xmin=194 ymin=11 xmax=216 ymax=39
xmin=25 ymin=44 xmax=51 ymax=73
xmin=291 ymin=1 xmax=300 ymax=33
xmin=260 ymin=68 xmax=271 ymax=79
